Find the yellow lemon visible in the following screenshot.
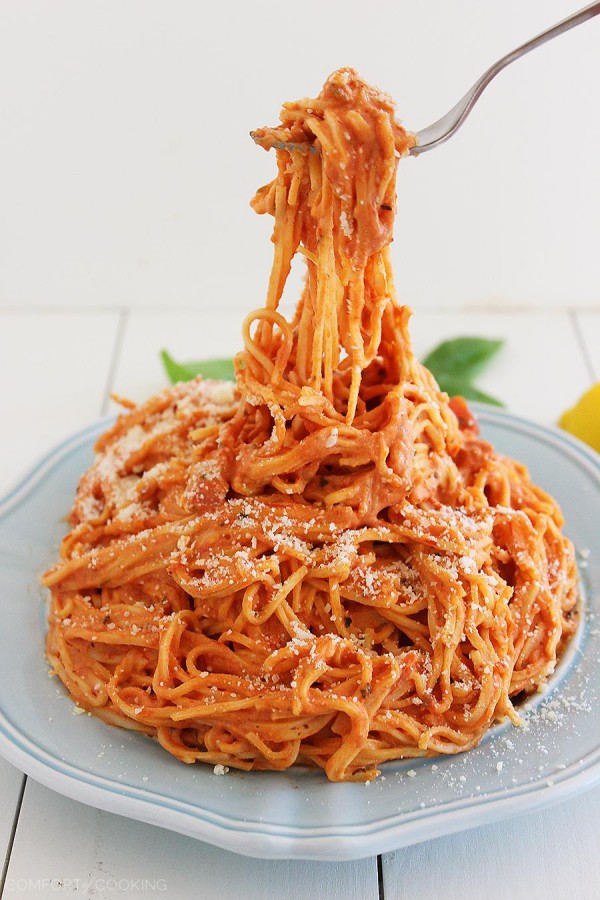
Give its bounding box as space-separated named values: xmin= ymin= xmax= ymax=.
xmin=559 ymin=382 xmax=600 ymax=452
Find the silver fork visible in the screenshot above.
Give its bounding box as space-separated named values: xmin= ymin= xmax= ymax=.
xmin=412 ymin=1 xmax=600 ymax=155
xmin=252 ymin=2 xmax=600 ymax=157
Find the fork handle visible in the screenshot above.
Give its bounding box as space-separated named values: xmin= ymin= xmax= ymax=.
xmin=491 ymin=1 xmax=600 ymax=79
xmin=413 ymin=2 xmax=600 ymax=154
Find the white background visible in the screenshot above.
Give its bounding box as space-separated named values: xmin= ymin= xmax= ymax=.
xmin=0 ymin=0 xmax=598 ymax=317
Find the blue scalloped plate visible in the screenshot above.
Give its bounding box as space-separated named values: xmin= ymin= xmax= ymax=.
xmin=0 ymin=407 xmax=598 ymax=860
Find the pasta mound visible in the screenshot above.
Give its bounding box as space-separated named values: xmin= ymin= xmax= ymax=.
xmin=43 ymin=69 xmax=578 ymax=782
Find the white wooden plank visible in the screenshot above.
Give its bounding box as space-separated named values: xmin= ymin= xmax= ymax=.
xmin=411 ymin=310 xmax=589 ymax=426
xmin=5 ymin=780 xmax=378 ymax=900
xmin=575 ymin=312 xmax=600 ymax=380
xmin=382 ymin=784 xmax=600 ymax=900
xmin=0 ymin=311 xmax=121 ymax=497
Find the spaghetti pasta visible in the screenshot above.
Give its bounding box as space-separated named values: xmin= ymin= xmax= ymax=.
xmin=43 ymin=69 xmax=579 ymax=782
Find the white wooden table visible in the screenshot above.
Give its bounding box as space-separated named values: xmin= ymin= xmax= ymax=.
xmin=0 ymin=306 xmax=599 ymax=899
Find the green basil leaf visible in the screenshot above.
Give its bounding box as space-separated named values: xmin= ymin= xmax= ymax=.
xmin=435 ymin=374 xmax=504 ymax=407
xmin=161 ymin=350 xmax=235 ymax=384
xmin=423 ymin=337 xmax=503 ymax=383
xmin=161 ymin=336 xmax=504 ymax=405
xmin=160 ymin=350 xmax=194 ymax=383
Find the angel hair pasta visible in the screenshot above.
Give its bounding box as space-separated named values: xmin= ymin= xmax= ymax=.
xmin=43 ymin=69 xmax=579 ymax=782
